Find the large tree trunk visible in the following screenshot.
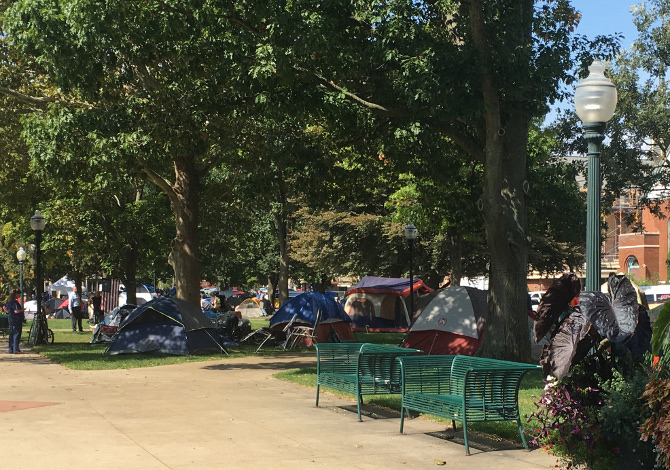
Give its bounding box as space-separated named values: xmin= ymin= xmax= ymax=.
xmin=143 ymin=154 xmax=201 ymax=307
xmin=477 ymin=116 xmax=531 ymax=362
xmin=469 ymin=0 xmax=532 ymax=362
xmin=267 ymin=274 xmax=278 ymax=306
xmin=122 ymin=245 xmax=138 ymax=306
xmin=274 ymin=206 xmax=289 ymax=306
xmin=450 ymin=235 xmax=464 ymax=285
xmin=169 ymin=156 xmax=200 ymax=306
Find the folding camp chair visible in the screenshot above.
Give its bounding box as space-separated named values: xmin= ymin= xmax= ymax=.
xmin=241 ymin=313 xmax=299 ymax=352
xmin=286 ymin=308 xmax=322 ymax=348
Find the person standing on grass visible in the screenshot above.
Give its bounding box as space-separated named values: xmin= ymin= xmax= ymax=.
xmin=91 ymin=290 xmax=103 ymax=324
xmin=69 ymin=285 xmax=83 ymax=332
xmin=6 ymin=289 xmax=24 ymax=354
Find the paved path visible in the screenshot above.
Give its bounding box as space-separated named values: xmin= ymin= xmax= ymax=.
xmin=0 ymin=339 xmax=556 ymax=469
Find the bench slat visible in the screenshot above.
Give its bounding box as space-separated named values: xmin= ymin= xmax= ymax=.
xmin=398 ymin=355 xmax=540 ymax=455
xmin=315 ymin=343 xmax=422 ymax=421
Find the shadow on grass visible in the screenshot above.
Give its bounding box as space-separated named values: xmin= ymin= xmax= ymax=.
xmin=277 ymin=363 xmax=546 ymax=447
xmin=26 ymin=334 xmax=318 ymax=370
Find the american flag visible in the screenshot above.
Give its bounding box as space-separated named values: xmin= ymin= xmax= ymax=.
xmin=100 ymin=279 xmax=120 ymax=313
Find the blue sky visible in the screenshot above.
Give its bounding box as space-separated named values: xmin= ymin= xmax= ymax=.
xmin=543 ymin=1 xmax=642 ymax=122
xmin=572 ymin=0 xmax=640 ymax=48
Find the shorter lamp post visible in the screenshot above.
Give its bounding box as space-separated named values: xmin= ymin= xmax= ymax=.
xmin=404 ymin=222 xmax=418 ymax=316
xmin=30 ymin=210 xmax=46 ymax=318
xmin=574 ymin=60 xmax=617 ymax=292
xmin=17 ymin=247 xmax=26 ymax=306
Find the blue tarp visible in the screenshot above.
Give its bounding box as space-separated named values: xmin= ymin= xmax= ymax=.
xmin=270 ymin=292 xmax=352 ymax=327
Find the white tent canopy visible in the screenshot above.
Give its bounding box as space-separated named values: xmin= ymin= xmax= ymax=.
xmin=48 ymin=276 xmax=75 ymax=292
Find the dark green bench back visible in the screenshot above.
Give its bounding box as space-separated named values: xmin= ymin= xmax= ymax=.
xmin=399 ymin=355 xmax=457 ymax=395
xmin=452 ymin=356 xmax=539 ymax=420
xmin=315 ymin=343 xmax=367 ymax=376
xmin=399 ymin=355 xmax=540 ymax=418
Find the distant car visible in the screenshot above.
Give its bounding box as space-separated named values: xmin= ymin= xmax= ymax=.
xmin=529 ymin=291 xmax=546 ymax=312
xmin=640 ymin=285 xmax=670 ymax=310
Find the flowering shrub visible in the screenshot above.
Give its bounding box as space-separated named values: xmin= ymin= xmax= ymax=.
xmin=639 ymin=355 xmax=670 ymax=469
xmin=599 ymin=357 xmax=656 ymax=469
xmin=527 ymin=368 xmax=619 ymax=469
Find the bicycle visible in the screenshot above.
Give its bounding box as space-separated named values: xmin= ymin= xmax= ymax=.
xmin=28 ymin=310 xmax=54 ymax=346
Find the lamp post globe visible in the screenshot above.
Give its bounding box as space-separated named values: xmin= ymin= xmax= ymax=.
xmin=404 ymin=223 xmax=418 ymax=317
xmin=574 ymin=60 xmax=617 ymax=292
xmin=17 ymin=247 xmax=26 ymax=307
xmin=30 ymin=210 xmax=46 ymax=319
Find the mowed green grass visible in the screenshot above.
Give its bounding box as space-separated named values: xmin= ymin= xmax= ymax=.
xmin=21 ymin=316 xmax=284 ymax=370
xmin=28 ymin=319 xmax=399 ymax=370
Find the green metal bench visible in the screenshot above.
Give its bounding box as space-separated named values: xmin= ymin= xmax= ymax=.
xmin=315 ymin=342 xmax=422 ymax=421
xmin=397 ymin=355 xmax=541 ymax=455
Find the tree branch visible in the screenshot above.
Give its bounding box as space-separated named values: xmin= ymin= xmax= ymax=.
xmin=296 ymin=69 xmax=485 ymax=161
xmin=133 ymin=63 xmax=162 ymax=91
xmin=0 ymin=86 xmax=56 ymax=106
xmin=197 ymin=154 xmax=225 ymax=177
xmin=296 ymin=67 xmax=410 ymax=118
xmin=140 ymin=161 xmax=177 ymax=205
xmin=420 ymin=117 xmax=486 ymax=163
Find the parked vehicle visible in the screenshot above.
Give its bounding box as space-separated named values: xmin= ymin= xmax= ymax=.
xmin=529 ymin=291 xmax=546 ymax=312
xmin=639 ymin=285 xmax=670 ymax=309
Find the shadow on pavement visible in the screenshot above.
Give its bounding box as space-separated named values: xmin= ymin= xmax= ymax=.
xmin=201 ymin=357 xmax=316 ymax=371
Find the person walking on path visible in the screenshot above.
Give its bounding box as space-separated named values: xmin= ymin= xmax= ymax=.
xmin=69 ymin=286 xmax=83 ymax=332
xmin=6 ymin=288 xmax=24 ymax=353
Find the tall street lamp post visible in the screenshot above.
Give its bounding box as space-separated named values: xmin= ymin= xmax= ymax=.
xmin=575 ymin=60 xmax=617 ymax=292
xmin=30 ymin=210 xmax=46 ymax=319
xmin=17 ymin=247 xmax=26 ymax=306
xmin=404 ymin=222 xmax=418 ymax=316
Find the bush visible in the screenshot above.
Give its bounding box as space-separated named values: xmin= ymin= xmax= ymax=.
xmin=639 ymin=354 xmax=670 ymax=469
xmin=600 ymin=355 xmax=656 ymax=469
xmin=527 ymin=366 xmax=619 ymax=470
xmin=529 ymin=353 xmax=666 ymax=470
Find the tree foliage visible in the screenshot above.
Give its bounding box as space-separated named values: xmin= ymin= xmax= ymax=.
xmin=0 ymin=0 xmax=629 ymax=363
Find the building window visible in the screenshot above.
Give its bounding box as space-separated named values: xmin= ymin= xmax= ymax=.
xmin=626 ymin=256 xmax=640 ymax=277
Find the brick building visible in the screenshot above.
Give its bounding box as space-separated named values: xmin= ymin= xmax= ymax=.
xmin=612 ymin=198 xmax=670 ymax=283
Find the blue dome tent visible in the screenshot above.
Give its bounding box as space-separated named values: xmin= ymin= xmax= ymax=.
xmin=106 ymin=297 xmax=226 ymax=355
xmin=270 ymin=292 xmax=354 ymax=345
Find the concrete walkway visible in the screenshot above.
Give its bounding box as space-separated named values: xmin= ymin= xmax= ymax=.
xmin=0 ymin=339 xmax=556 ymax=469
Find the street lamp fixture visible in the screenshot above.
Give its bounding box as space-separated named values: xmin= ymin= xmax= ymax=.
xmin=17 ymin=247 xmax=26 ymax=306
xmin=30 ymin=210 xmax=46 ymax=319
xmin=404 ymin=222 xmax=418 ymax=316
xmin=574 ymin=60 xmax=617 ymax=292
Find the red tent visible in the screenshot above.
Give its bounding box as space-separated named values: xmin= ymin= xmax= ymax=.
xmin=343 ymin=277 xmax=433 ymax=332
xmin=402 ymin=286 xmax=487 ymax=355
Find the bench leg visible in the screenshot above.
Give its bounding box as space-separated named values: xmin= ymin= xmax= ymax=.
xmin=517 ymin=416 xmax=530 ymax=451
xmin=400 ymin=407 xmax=406 ymax=434
xmin=355 ymin=380 xmax=363 ymax=421
xmin=357 ymin=393 xmax=362 ymax=421
xmin=315 ymin=384 xmax=320 ymax=407
xmin=462 ymin=417 xmax=470 ymax=456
